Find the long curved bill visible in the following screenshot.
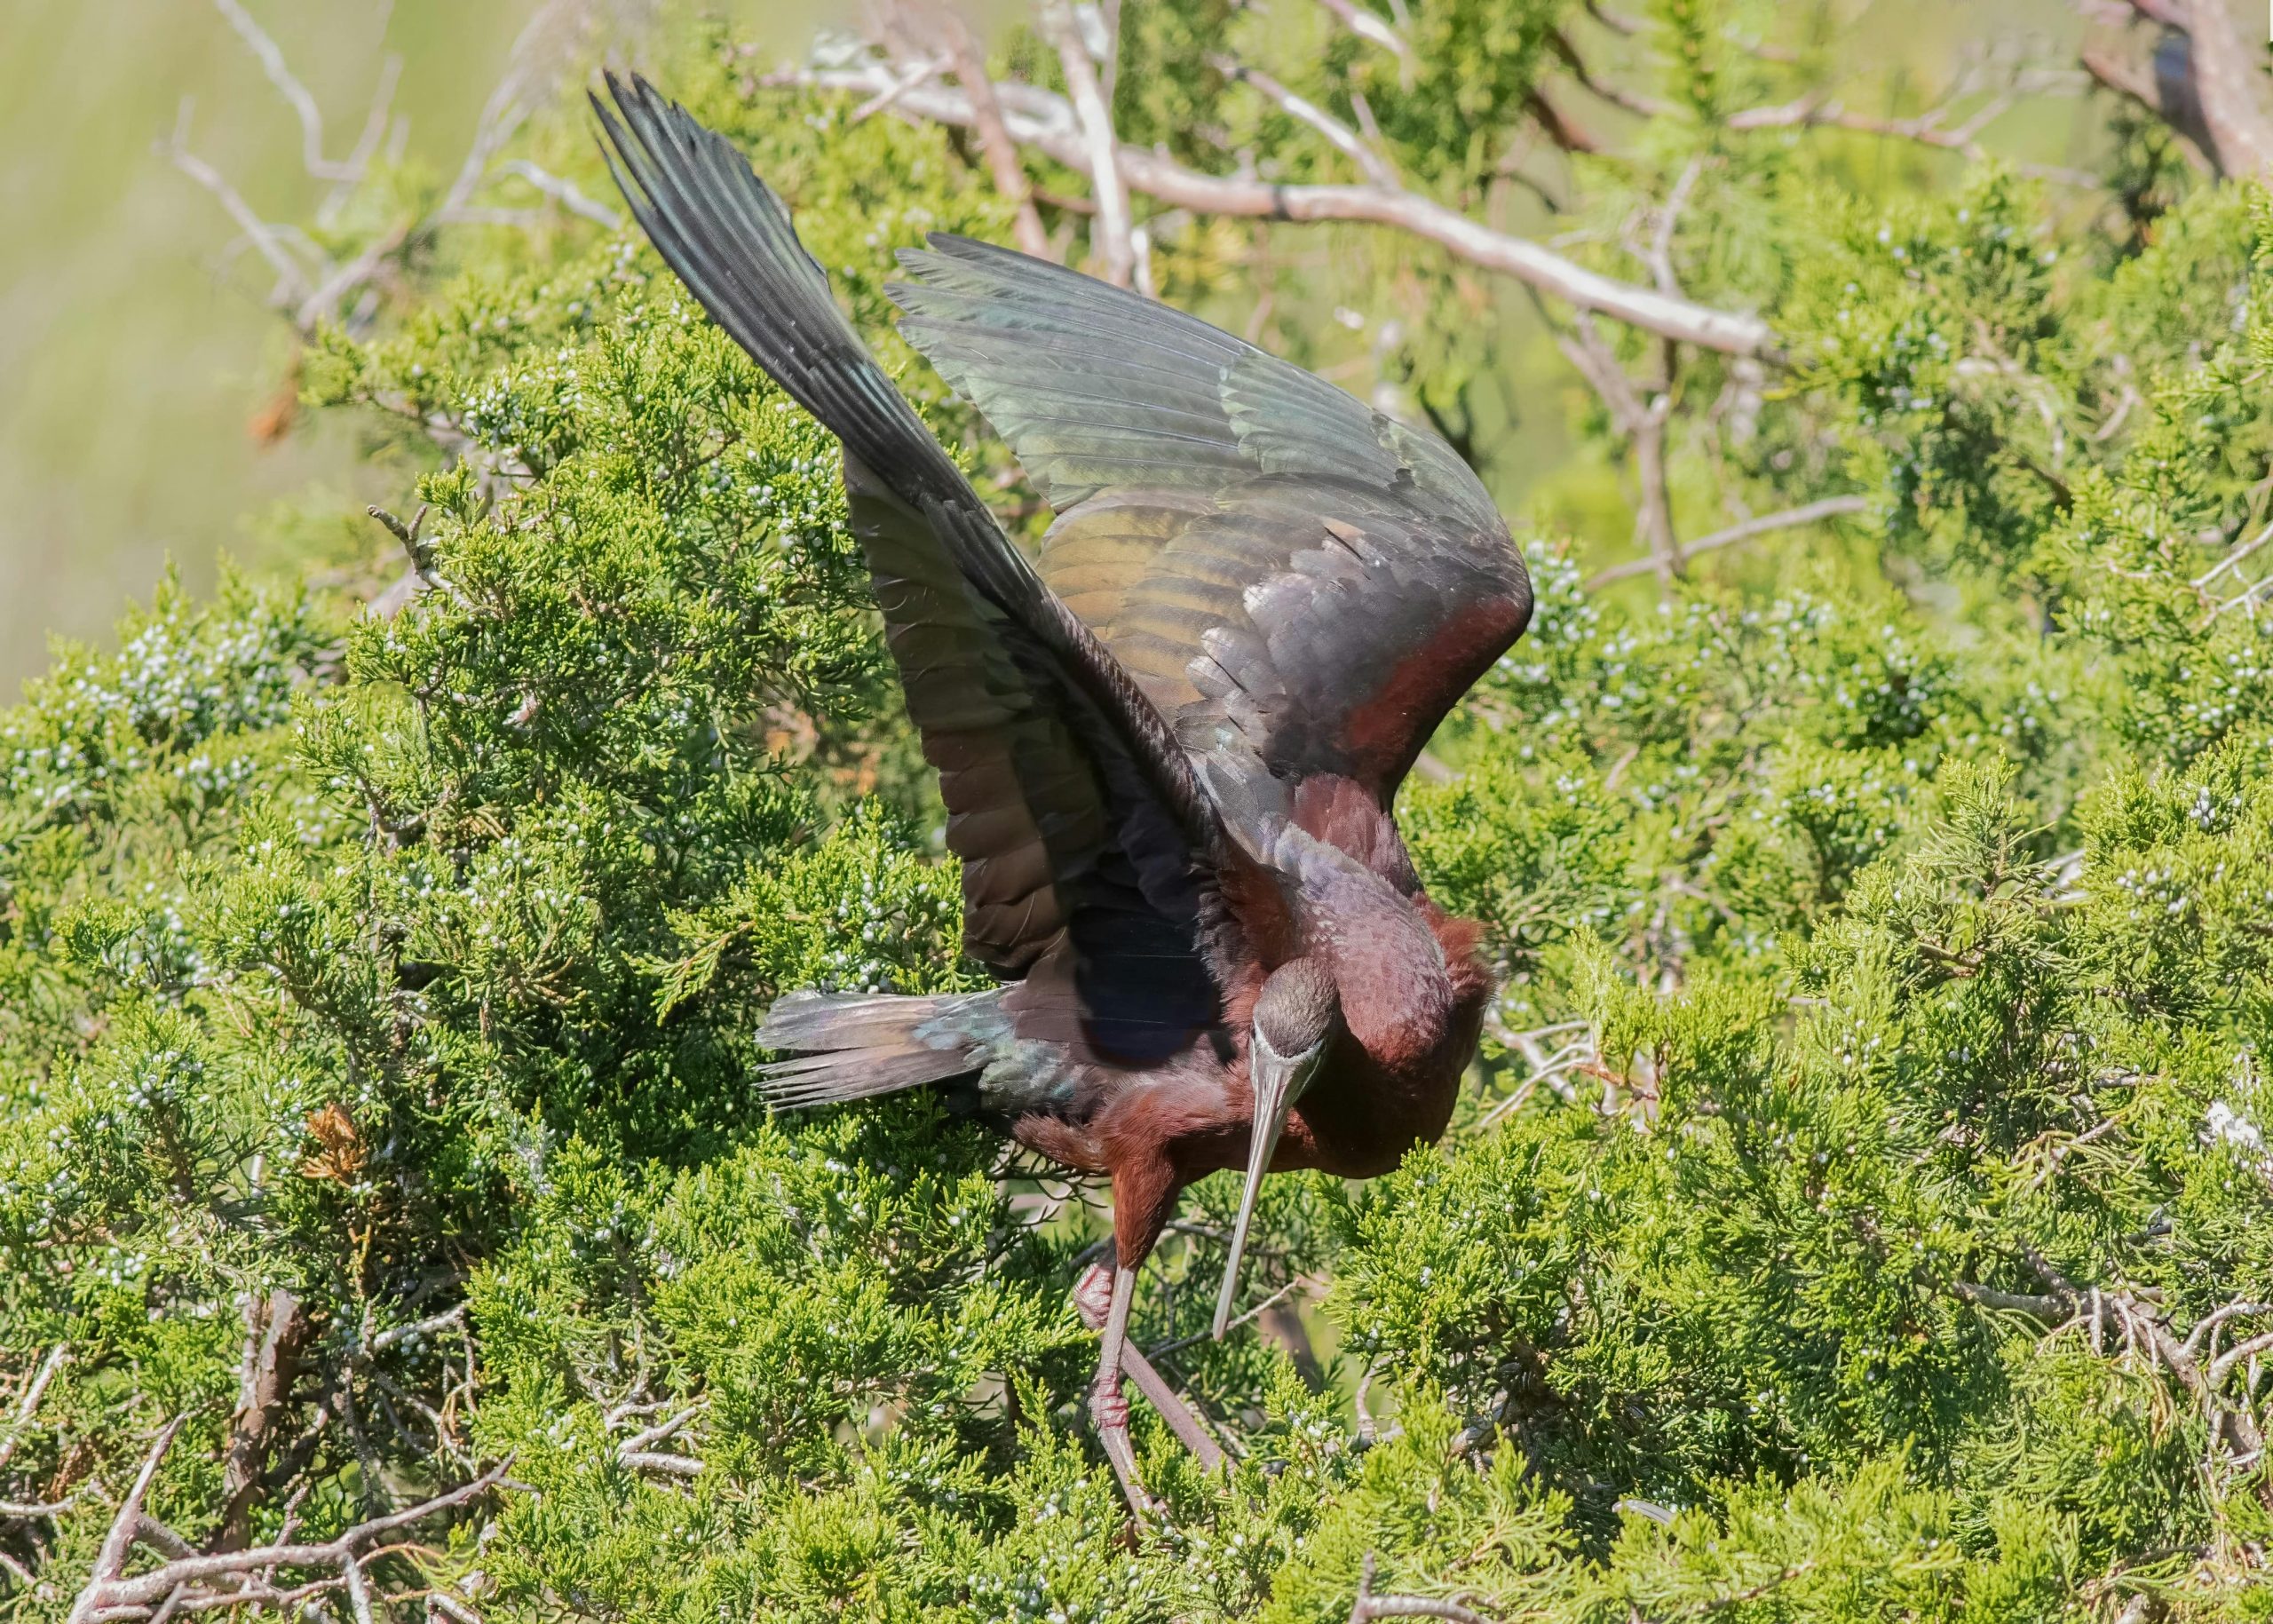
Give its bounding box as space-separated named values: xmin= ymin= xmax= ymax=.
xmin=1212 ymin=1033 xmax=1320 ymax=1340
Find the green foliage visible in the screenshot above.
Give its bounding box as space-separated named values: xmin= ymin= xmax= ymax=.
xmin=4 ymin=9 xmax=2273 ymax=1623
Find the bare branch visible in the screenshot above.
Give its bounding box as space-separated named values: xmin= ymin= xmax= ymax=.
xmin=2194 ymin=519 xmax=2273 ymax=590
xmin=0 ymin=1346 xmax=69 ymax=1475
xmin=1312 ymin=0 xmax=1414 ymax=67
xmin=2001 ymin=1249 xmax=2271 ymax=1470
xmin=496 ymin=160 xmax=622 ymax=229
xmin=79 ymin=1459 xmax=515 ymax=1614
xmin=851 ymin=53 xmax=946 ymax=123
xmin=218 ymin=1288 xmax=310 ymax=1552
xmin=134 ymin=1517 xmax=198 ymax=1562
xmin=67 ymin=1415 xmax=186 ymax=1624
xmin=1525 ymin=85 xmax=1601 ymax=154
xmin=333 ymin=53 xmax=405 ymax=199
xmin=1586 ymin=495 xmax=1872 ymax=589
xmin=1952 ymin=1280 xmax=2066 ymax=1317
xmin=210 ymin=0 xmax=367 ymax=180
xmin=1149 ymin=1273 xmax=1321 ymax=1359
xmin=1040 ymin=0 xmax=1135 ymax=286
xmin=1550 ymin=312 xmax=1680 ymax=587
xmin=1582 ymin=0 xmax=1643 ymax=35
xmin=1727 ymin=90 xmax=2104 ymax=186
xmin=2209 ymin=1329 xmax=2273 ymax=1391
xmin=1212 ymin=54 xmax=1401 ymax=187
xmin=780 ymin=62 xmax=1777 ymax=354
xmin=930 ymin=2 xmax=1052 ymax=258
xmin=2182 ymin=1301 xmax=2273 ymax=1359
xmin=1349 ymin=1552 xmax=1492 ymax=1624
xmin=1548 ymin=28 xmax=1668 ymax=116
xmin=2078 ymin=43 xmax=2214 ymax=171
xmin=1644 ymin=154 xmax=1703 ymax=296
xmin=366 ymin=1303 xmax=470 ymax=1355
xmin=162 ymin=99 xmax=315 ymax=312
xmin=2176 ymin=0 xmax=2273 ymax=176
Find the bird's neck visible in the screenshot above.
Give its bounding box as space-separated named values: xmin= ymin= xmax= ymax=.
xmin=1303 ymin=860 xmax=1456 ymax=1072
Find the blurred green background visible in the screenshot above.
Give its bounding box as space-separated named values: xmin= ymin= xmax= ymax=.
xmin=0 ymin=0 xmax=543 ymax=692
xmin=0 ymin=0 xmax=2089 ymax=696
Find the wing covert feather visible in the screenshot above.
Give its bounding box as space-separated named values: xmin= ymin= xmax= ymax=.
xmin=890 ymin=234 xmax=1532 ymax=810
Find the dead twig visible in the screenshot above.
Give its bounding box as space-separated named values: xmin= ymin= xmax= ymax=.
xmin=1550 ymin=311 xmax=1680 ymax=589
xmin=1039 ymin=0 xmax=1136 ymax=286
xmin=495 ymin=159 xmax=622 ymax=229
xmin=0 ymin=1346 xmax=69 ymax=1477
xmin=1312 ymin=0 xmax=1414 ymax=68
xmin=1726 ymin=84 xmax=2104 ymax=188
xmin=66 ymin=1415 xmax=187 ymax=1624
xmin=929 ymin=1 xmax=1051 ymax=258
xmin=1586 ymin=495 xmax=1871 ymax=589
xmin=776 ymin=59 xmax=1777 ymax=355
xmin=1213 ymin=54 xmax=1401 ymax=188
xmin=1348 ymin=1551 xmax=1493 ymax=1624
xmin=366 ymin=1303 xmax=470 ymax=1356
xmin=73 ymin=1457 xmax=515 ymax=1618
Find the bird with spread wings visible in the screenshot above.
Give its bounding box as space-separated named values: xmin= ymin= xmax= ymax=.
xmin=595 ymin=73 xmax=1532 ymax=1514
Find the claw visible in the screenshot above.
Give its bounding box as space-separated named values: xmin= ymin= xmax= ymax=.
xmin=1071 ymin=1262 xmax=1226 ymax=1513
xmin=1073 ymin=1261 xmax=1116 ymax=1329
xmin=1083 ymin=1264 xmax=1159 ymax=1517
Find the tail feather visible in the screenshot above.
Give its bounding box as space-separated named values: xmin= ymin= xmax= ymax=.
xmin=753 ymin=988 xmax=1006 ymax=1111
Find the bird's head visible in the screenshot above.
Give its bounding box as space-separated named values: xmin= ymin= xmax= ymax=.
xmin=1213 ymin=956 xmax=1341 ymax=1339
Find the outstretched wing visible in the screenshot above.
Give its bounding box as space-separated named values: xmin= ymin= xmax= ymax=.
xmin=594 ymin=76 xmax=1230 ymax=1075
xmin=890 ymin=237 xmax=1533 ymax=823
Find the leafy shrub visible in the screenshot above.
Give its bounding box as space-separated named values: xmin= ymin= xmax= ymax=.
xmin=3 ymin=15 xmax=2273 ymax=1624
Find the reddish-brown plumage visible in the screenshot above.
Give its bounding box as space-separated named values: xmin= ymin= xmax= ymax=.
xmin=1338 ymin=592 xmax=1535 ymax=785
xmin=1013 ymin=785 xmax=1496 ymax=1270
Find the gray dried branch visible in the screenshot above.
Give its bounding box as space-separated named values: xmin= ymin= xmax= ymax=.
xmin=162 ymin=99 xmax=317 ymax=313
xmin=1548 ymin=28 xmax=1667 ymax=117
xmin=1524 ymin=84 xmax=1600 ymax=154
xmin=0 ymin=1346 xmax=69 ymax=1477
xmin=1726 ymin=84 xmax=2103 ymax=187
xmin=1585 ymin=495 xmax=1872 ymax=589
xmin=495 ymin=159 xmax=623 ymax=229
xmin=1039 ymin=0 xmax=1135 ymax=286
xmin=1348 ymin=1552 xmax=1493 ymax=1624
xmin=180 ymin=0 xmax=625 ymax=340
xmin=72 ymin=1457 xmax=514 ymax=1618
xmin=2078 ymin=41 xmax=2214 ymax=170
xmin=211 ymin=0 xmax=376 ymax=181
xmin=1582 ymin=0 xmax=1643 ymax=35
xmin=1961 ymin=1253 xmax=2273 ymax=1486
xmin=928 ymin=2 xmax=1052 ymax=257
xmin=365 ymin=1303 xmax=469 ymax=1356
xmin=851 ymin=53 xmax=946 ymax=123
xmin=1549 ymin=311 xmax=1679 ymax=587
xmin=2174 ymin=0 xmax=2273 ymax=176
xmin=66 ymin=1415 xmax=186 ymax=1624
xmin=1312 ymin=0 xmax=1414 ymax=67
xmin=780 ymin=59 xmax=1777 ymax=354
xmin=1212 ymin=54 xmax=1402 ymax=187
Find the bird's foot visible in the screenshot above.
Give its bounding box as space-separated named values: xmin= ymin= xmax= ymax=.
xmin=1073 ymin=1261 xmax=1116 ymax=1329
xmin=1071 ymin=1263 xmax=1227 ymax=1479
xmin=1089 ymin=1378 xmax=1160 ymax=1520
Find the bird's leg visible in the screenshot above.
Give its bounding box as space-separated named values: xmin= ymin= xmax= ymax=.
xmin=1073 ymin=1264 xmax=1225 ymax=1472
xmin=1079 ymin=1261 xmax=1156 ymax=1516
